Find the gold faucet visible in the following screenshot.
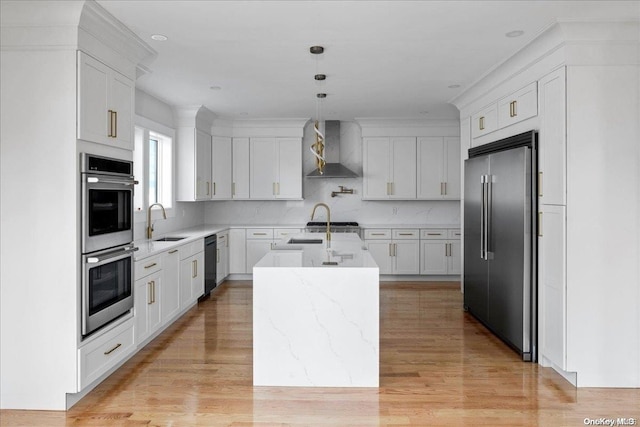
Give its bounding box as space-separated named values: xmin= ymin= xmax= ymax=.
xmin=310 ymin=202 xmax=331 ymax=242
xmin=146 ymin=203 xmax=167 ymax=239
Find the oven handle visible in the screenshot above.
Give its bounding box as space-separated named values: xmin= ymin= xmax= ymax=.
xmin=86 ymin=246 xmax=138 ymax=264
xmin=86 ymin=177 xmax=138 ymax=186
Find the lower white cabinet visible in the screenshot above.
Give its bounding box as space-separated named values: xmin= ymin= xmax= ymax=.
xmin=538 ymin=204 xmax=567 ymax=370
xmin=161 ymin=248 xmax=181 ymax=323
xmin=420 ymin=229 xmax=461 ymax=275
xmin=217 ymin=231 xmax=229 ymax=283
xmin=364 ymin=229 xmax=420 ymax=275
xmin=246 ymin=228 xmax=276 ymax=272
xmin=229 ymin=228 xmax=247 ymax=274
xmin=180 ymin=250 xmax=204 ymax=310
xmin=78 ymin=317 xmax=135 ymax=390
xmin=134 ymin=256 xmax=163 ymax=344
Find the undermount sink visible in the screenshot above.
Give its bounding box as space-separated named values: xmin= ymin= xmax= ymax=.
xmin=287 ymin=238 xmax=323 ymax=244
xmin=154 ymin=236 xmax=186 ymax=242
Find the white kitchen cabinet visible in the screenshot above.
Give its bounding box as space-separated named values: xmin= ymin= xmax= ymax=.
xmin=249 ymin=138 xmax=302 ymax=200
xmin=77 ymin=51 xmax=134 ymax=150
xmin=538 ymin=67 xmax=566 ymax=206
xmin=471 ymin=103 xmax=498 ymax=139
xmin=211 ymin=136 xmax=233 ymax=199
xmin=417 ymin=137 xmax=461 ymax=199
xmin=497 ymin=82 xmax=538 ymax=129
xmin=232 ymin=138 xmax=250 ymax=199
xmin=180 ymin=241 xmax=205 ymax=309
xmin=471 ymin=81 xmax=538 ymax=141
xmin=134 ymin=256 xmax=162 ymax=344
xmin=177 ymin=128 xmax=212 ymax=201
xmin=538 ymin=204 xmax=567 ymax=370
xmin=420 ymin=229 xmax=460 ymax=275
xmin=229 ymin=228 xmax=247 ymax=274
xmin=364 ymin=229 xmax=419 ymax=275
xmin=78 ymin=318 xmax=135 ymax=390
xmin=216 ymin=231 xmax=229 ymax=283
xmin=246 ymin=228 xmax=276 ymax=272
xmin=363 ymin=137 xmax=416 ymax=200
xmin=161 ymin=247 xmax=181 ymax=324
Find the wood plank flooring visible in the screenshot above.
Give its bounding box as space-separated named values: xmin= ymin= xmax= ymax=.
xmin=2 ymin=281 xmax=638 ymax=426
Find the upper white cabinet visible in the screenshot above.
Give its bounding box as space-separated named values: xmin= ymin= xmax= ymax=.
xmin=249 ymin=138 xmax=302 ymax=200
xmin=77 ymin=51 xmax=134 ymax=150
xmin=538 ymin=68 xmax=566 ymax=206
xmin=470 ymin=104 xmax=498 ymax=139
xmin=211 ymin=136 xmax=233 ymax=199
xmin=177 ymin=128 xmax=212 ymax=201
xmin=363 ymin=137 xmax=417 ymax=200
xmin=417 ymin=137 xmax=460 ymax=200
xmin=471 ymin=82 xmax=538 ymax=140
xmin=232 ymin=138 xmax=250 ymax=199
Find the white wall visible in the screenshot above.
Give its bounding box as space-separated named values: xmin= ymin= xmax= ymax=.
xmin=134 ymin=89 xmax=205 ymax=241
xmin=204 ymin=121 xmax=460 ymax=226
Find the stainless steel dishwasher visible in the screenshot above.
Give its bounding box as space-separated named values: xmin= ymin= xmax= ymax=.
xmin=203 ymin=234 xmax=217 ymax=297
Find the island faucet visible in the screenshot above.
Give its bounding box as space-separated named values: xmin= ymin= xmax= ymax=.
xmin=146 ymin=203 xmax=167 ymax=239
xmin=310 ymin=202 xmax=331 ymax=242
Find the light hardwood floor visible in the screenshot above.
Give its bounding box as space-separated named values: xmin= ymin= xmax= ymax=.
xmin=1 ymin=281 xmax=638 ymax=426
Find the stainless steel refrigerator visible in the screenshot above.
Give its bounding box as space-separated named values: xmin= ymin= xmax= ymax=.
xmin=464 ymin=131 xmax=537 ymax=362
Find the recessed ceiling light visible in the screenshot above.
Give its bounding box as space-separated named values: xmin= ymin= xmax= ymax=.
xmin=150 ymin=34 xmax=168 ymax=41
xmin=209 ymin=86 xmax=222 ymax=90
xmin=317 ymin=93 xmax=327 ymax=99
xmin=505 ymin=30 xmax=524 ymax=38
xmin=448 ymin=84 xmax=460 ymax=89
xmin=310 ymin=46 xmax=324 ymax=55
xmin=314 ymin=74 xmax=326 ymax=81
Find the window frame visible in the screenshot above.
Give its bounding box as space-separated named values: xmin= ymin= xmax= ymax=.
xmin=133 ymin=115 xmax=176 ymax=224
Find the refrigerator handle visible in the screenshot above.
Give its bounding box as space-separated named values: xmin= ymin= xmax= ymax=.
xmin=480 ymin=175 xmax=486 ymax=260
xmin=485 ymin=175 xmax=492 ymax=259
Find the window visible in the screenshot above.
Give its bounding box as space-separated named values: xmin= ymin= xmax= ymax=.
xmin=134 ymin=116 xmax=175 ymax=222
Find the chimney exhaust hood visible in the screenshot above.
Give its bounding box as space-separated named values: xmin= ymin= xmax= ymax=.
xmin=306 ymin=120 xmax=359 ymax=178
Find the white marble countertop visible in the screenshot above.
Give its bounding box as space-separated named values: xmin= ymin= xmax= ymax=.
xmin=256 ymin=233 xmax=378 ymax=269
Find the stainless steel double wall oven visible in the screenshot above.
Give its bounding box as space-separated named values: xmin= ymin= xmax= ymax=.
xmin=81 ymin=154 xmax=137 ymax=337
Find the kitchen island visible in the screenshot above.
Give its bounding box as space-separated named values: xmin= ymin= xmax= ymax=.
xmin=253 ymin=233 xmax=379 ymax=387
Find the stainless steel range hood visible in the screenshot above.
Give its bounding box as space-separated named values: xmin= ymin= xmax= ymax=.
xmin=306 ymin=120 xmax=359 ymax=178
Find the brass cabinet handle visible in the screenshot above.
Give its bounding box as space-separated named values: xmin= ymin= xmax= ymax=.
xmin=444 ymin=182 xmax=447 ymax=195
xmin=273 ymin=182 xmax=276 ymax=195
xmin=512 ymin=100 xmax=517 ymax=117
xmin=440 ymin=182 xmax=444 ymax=195
xmin=371 ymin=233 xmax=386 ymax=236
xmin=398 ymin=233 xmax=414 ymax=236
xmin=388 ymin=243 xmax=393 ymax=257
xmin=192 ymin=260 xmax=197 ymax=278
xmin=213 ymin=182 xmax=216 ymax=196
xmin=104 ymin=343 xmax=122 ymax=355
xmin=253 ymin=232 xmax=267 ymax=236
xmin=108 ymin=110 xmax=114 ymax=137
xmin=148 ymin=281 xmax=153 ymax=305
xmin=538 ymin=172 xmax=543 ymax=197
xmin=206 ymin=182 xmax=210 ymax=196
xmin=113 ymin=110 xmax=117 ymax=137
xmin=394 ymin=243 xmax=397 ymax=257
xmin=276 ymin=182 xmax=280 ymax=196
xmin=232 ymin=182 xmax=236 ymax=196
xmin=538 ymin=212 xmax=543 ymax=237
xmin=479 ymin=116 xmax=485 ymax=130
xmin=144 ymin=262 xmax=157 ymax=269
xmin=427 ymin=233 xmax=442 ymax=236
xmin=169 ymin=249 xmax=178 ymax=254
xmin=217 ymin=248 xmax=220 ymax=263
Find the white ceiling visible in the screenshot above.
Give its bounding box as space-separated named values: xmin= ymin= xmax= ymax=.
xmin=97 ymin=0 xmax=639 ymax=121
